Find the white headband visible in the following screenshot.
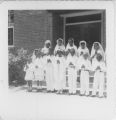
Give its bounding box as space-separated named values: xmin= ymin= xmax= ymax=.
xmin=45 ymin=40 xmax=51 ymax=45
xmin=92 ymin=42 xmax=103 ymax=50
xmin=91 ymin=41 xmax=105 ymax=60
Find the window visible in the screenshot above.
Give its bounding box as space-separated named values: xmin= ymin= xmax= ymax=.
xmin=8 ymin=27 xmax=14 ymax=46
xmin=8 ymin=10 xmax=14 ymax=24
xmin=61 ymin=10 xmax=106 ymax=50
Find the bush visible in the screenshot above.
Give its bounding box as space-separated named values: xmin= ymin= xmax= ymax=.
xmin=8 ymin=47 xmax=31 ymax=86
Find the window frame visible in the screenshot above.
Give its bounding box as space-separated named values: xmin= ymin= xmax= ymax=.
xmin=8 ymin=26 xmax=14 ymax=47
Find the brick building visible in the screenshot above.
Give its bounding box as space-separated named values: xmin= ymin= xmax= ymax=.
xmin=8 ymin=10 xmax=106 ymax=52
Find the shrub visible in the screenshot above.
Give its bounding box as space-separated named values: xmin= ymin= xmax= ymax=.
xmin=8 ymin=47 xmax=31 ymax=86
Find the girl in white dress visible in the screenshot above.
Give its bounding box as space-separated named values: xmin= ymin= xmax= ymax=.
xmin=31 ymin=49 xmax=40 ymax=90
xmin=45 ymin=54 xmax=54 ymax=92
xmin=66 ymin=48 xmax=78 ymax=94
xmin=65 ymin=38 xmax=78 ymax=57
xmin=54 ymin=38 xmax=66 ymax=94
xmin=41 ymin=40 xmax=52 ymax=56
xmin=91 ymin=42 xmax=105 ymax=61
xmin=34 ymin=51 xmax=44 ymax=91
xmin=91 ymin=42 xmax=106 ymax=97
xmin=78 ymin=52 xmax=91 ymax=96
xmin=24 ymin=58 xmax=34 ymax=92
xmin=41 ymin=40 xmax=54 ymax=92
xmin=77 ymin=41 xmax=89 ymax=58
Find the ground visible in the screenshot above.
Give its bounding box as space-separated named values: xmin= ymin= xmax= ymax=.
xmin=0 ymin=85 xmax=115 ymax=120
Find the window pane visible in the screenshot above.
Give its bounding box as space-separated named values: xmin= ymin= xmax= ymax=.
xmin=8 ymin=28 xmax=13 ymax=46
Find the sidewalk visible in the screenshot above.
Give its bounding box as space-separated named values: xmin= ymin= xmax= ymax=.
xmin=0 ymin=86 xmax=113 ymax=120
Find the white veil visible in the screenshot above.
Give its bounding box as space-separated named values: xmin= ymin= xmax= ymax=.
xmin=31 ymin=49 xmax=40 ymax=62
xmin=54 ymin=38 xmax=65 ymax=55
xmin=66 ymin=38 xmax=74 ymax=50
xmin=41 ymin=40 xmax=51 ymax=55
xmin=66 ymin=38 xmax=78 ymax=56
xmin=79 ymin=40 xmax=87 ymax=47
xmin=44 ymin=40 xmax=51 ymax=48
xmin=77 ymin=40 xmax=89 ymax=56
xmin=91 ymin=42 xmax=105 ymax=61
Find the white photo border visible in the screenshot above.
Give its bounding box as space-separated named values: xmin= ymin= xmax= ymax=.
xmin=0 ymin=1 xmax=115 ymax=120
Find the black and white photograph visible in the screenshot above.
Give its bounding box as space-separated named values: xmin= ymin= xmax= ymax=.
xmin=8 ymin=10 xmax=107 ymax=97
xmin=0 ymin=1 xmax=116 ymax=120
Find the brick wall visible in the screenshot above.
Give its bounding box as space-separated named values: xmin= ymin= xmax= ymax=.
xmin=14 ymin=10 xmax=53 ymax=52
xmin=52 ymin=14 xmax=64 ymax=50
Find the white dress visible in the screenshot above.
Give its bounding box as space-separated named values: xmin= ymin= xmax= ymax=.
xmin=41 ymin=47 xmax=49 ymax=55
xmin=41 ymin=47 xmax=51 ymax=81
xmin=91 ymin=46 xmax=105 ymax=61
xmin=33 ymin=57 xmax=44 ymax=81
xmin=92 ymin=59 xmax=106 ymax=97
xmin=24 ymin=63 xmax=34 ymax=81
xmin=53 ymin=56 xmax=66 ymax=91
xmin=44 ymin=55 xmax=54 ymax=91
xmin=78 ymin=57 xmax=91 ymax=95
xmin=54 ymin=45 xmax=65 ymax=55
xmin=53 ymin=44 xmax=66 ymax=90
xmin=77 ymin=47 xmax=89 ymax=58
xmin=66 ymin=54 xmax=78 ymax=93
xmin=31 ymin=54 xmax=37 ymax=63
xmin=65 ymin=44 xmax=78 ymax=56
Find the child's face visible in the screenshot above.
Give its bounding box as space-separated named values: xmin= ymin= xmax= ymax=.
xmin=34 ymin=50 xmax=38 ymax=56
xmin=58 ymin=40 xmax=62 ymax=46
xmin=46 ymin=43 xmax=51 ymax=48
xmin=81 ymin=43 xmax=85 ymax=49
xmin=94 ymin=43 xmax=99 ymax=51
xmin=69 ymin=40 xmax=73 ymax=46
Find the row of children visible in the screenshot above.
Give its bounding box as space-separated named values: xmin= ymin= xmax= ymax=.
xmin=24 ymin=38 xmax=106 ymax=98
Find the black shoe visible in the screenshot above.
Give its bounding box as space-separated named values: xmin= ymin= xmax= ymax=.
xmin=47 ymin=90 xmax=51 ymax=93
xmin=37 ymin=89 xmax=40 ymax=92
xmin=73 ymin=93 xmax=77 ymax=95
xmin=85 ymin=95 xmax=90 ymax=97
xmin=51 ymin=90 xmax=54 ymax=93
xmin=91 ymin=95 xmax=96 ymax=97
xmin=28 ymin=89 xmax=32 ymax=92
xmin=56 ymin=91 xmax=60 ymax=94
xmin=79 ymin=94 xmax=84 ymax=96
xmin=98 ymin=96 xmax=104 ymax=98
